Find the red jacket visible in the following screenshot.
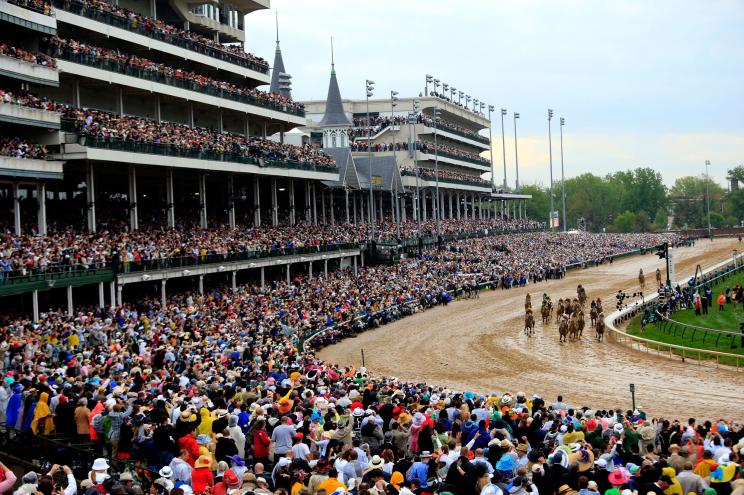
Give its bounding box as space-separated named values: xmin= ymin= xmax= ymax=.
xmin=191 ymin=467 xmax=214 ymax=494
xmin=253 ymin=428 xmax=271 ymax=458
xmin=179 ymin=434 xmax=200 ymax=466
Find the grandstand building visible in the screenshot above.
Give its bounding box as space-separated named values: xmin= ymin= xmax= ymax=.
xmin=302 ymin=84 xmax=531 ymax=223
xmin=0 ymin=0 xmax=370 ymax=314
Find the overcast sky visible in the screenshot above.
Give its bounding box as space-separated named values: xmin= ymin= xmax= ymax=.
xmin=245 ymin=0 xmax=744 ymax=188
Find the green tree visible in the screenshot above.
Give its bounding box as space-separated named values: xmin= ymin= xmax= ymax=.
xmin=612 ymin=211 xmax=637 ymax=232
xmin=725 ymin=188 xmax=744 ymax=225
xmin=635 ymin=210 xmax=652 ymax=232
xmin=670 ymin=175 xmax=725 ymax=228
xmin=653 ymin=208 xmax=668 ymax=231
xmin=521 ymin=184 xmax=549 ymax=222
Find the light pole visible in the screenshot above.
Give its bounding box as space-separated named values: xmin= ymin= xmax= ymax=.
xmin=366 ymin=79 xmax=375 ymax=241
xmin=513 ymin=112 xmax=520 ymax=192
xmin=410 ymin=99 xmax=422 ymax=252
xmin=458 ymin=91 xmax=463 ymax=106
xmin=488 ymin=105 xmax=496 ymax=190
xmin=500 ymin=108 xmax=507 ymax=190
xmin=433 ymin=78 xmax=441 ymax=97
xmin=548 ymin=108 xmax=555 ymax=231
xmin=433 ymin=107 xmax=442 ymax=238
xmin=705 ymin=159 xmax=712 ymax=238
xmin=391 ymin=90 xmax=399 ymax=239
xmin=560 ymin=117 xmax=567 ymax=232
xmin=450 ymin=86 xmax=456 ymax=102
xmin=425 ymin=75 xmax=433 ymax=97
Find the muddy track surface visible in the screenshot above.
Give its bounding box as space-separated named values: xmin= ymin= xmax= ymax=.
xmin=319 ymin=238 xmax=744 ymax=420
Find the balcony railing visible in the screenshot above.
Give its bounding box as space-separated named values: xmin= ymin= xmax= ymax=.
xmin=430 ymin=123 xmax=490 ymax=145
xmin=419 ymin=148 xmax=490 ymax=168
xmin=62 ymin=122 xmax=337 ymax=174
xmin=6 ymin=0 xmax=54 ymax=16
xmin=115 ymin=242 xmax=361 ymax=274
xmin=400 ymin=169 xmax=491 ymax=188
xmin=49 ymin=0 xmax=269 ymax=74
xmin=54 ymin=49 xmax=304 ymax=117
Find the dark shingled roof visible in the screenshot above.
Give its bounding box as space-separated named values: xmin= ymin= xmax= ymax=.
xmin=354 ymin=155 xmax=403 ymax=192
xmin=319 ymin=66 xmax=352 ymax=127
xmin=321 ymin=147 xmax=359 ymax=189
xmin=269 ymin=41 xmax=291 ymax=99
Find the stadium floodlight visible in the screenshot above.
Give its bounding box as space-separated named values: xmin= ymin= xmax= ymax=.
xmin=559 ymin=116 xmax=567 ymax=231
xmin=465 ymin=94 xmax=471 ymax=106
xmin=366 ymin=79 xmax=375 ymax=239
xmin=458 ymin=91 xmax=464 ymax=104
xmin=432 ymin=108 xmax=442 ymax=239
xmin=514 ymin=112 xmax=521 ymax=192
xmin=450 ymin=87 xmax=456 ymax=101
xmin=442 ymin=83 xmax=449 ymax=93
xmin=547 ymin=109 xmax=554 ymax=231
xmin=390 ymin=90 xmax=399 ymax=106
xmin=433 ymin=79 xmax=441 ymax=95
xmin=425 ymin=74 xmax=433 ymax=95
xmin=391 ymin=89 xmax=400 ymax=238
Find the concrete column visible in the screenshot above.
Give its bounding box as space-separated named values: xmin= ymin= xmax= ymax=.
xmin=98 ymin=282 xmax=105 ymax=309
xmin=32 ymin=289 xmax=39 ymax=322
xmin=262 ymin=122 xmax=267 ymax=139
xmin=227 ymin=174 xmax=236 ymax=229
xmin=109 ymin=282 xmax=115 ymax=308
xmin=330 ymin=191 xmax=335 ymax=224
xmin=345 ymin=189 xmax=350 ymax=224
xmin=312 ymin=183 xmax=317 ymax=225
xmin=86 ymin=161 xmax=96 ymax=233
xmin=198 ymin=173 xmax=207 ymax=228
xmin=308 ymin=261 xmax=313 ymax=278
xmin=279 ymin=131 xmax=285 ymax=144
xmin=479 ymin=196 xmax=483 ymax=220
xmin=116 ymin=87 xmax=124 ymax=115
xmin=260 ymin=266 xmax=265 ymax=289
xmin=253 ymin=176 xmax=261 ymax=226
xmin=128 ymin=166 xmax=138 ymax=231
xmin=449 ymin=191 xmax=453 ymax=219
xmin=401 ymin=195 xmax=407 ymax=222
xmin=353 ymin=192 xmax=358 ymax=224
xmin=231 ymin=271 xmax=237 ymax=291
xmin=36 ymin=182 xmax=46 ymax=235
xmin=289 ymin=179 xmax=296 ymax=225
xmin=285 ymin=264 xmax=290 ymax=285
xmin=154 ymin=94 xmax=161 ymax=123
xmin=66 ymin=285 xmax=73 ymax=316
xmin=354 ymin=255 xmax=358 ymax=276
xmin=321 ymin=190 xmax=326 ymax=224
xmin=305 ymin=181 xmax=311 ymax=223
xmin=149 ymin=0 xmax=156 ymax=17
xmin=196 ymin=275 xmax=203 ymax=295
xmin=218 ymin=108 xmax=224 ymax=133
xmin=422 ymin=190 xmax=428 ymax=220
xmin=378 ymin=192 xmax=383 ymax=223
xmin=244 ymin=115 xmax=250 ymax=137
xmin=457 ymin=192 xmax=462 ymax=219
xmin=166 ymin=169 xmax=175 ymax=228
xmin=270 ymin=177 xmax=278 ymax=227
xmin=117 ymin=284 xmax=123 ymax=307
xmin=187 ymin=102 xmax=195 ymax=128
xmin=12 ymin=182 xmax=21 ymax=236
xmin=160 ymin=279 xmax=167 ymax=307
xmin=324 ymin=259 xmax=328 ymax=277
xmin=72 ymin=78 xmax=80 ymax=107
xmin=361 ymin=251 xmax=365 ymax=267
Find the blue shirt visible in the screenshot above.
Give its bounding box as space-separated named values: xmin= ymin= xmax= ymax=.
xmin=407 ymin=461 xmax=429 ymax=488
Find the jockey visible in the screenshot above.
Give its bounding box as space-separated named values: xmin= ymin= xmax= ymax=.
xmin=543 ymin=293 xmax=551 ymax=303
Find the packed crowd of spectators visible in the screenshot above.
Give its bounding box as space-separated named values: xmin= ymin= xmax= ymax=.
xmin=429 ymin=90 xmax=487 ymax=118
xmin=399 ymin=165 xmax=491 ymax=187
xmin=45 ymin=37 xmax=304 ymax=114
xmin=349 ymin=115 xmax=488 ymax=144
xmin=0 ymin=44 xmax=56 ymax=69
xmin=53 ymin=0 xmax=268 ymax=72
xmin=0 ymin=88 xmax=65 ymax=112
xmin=0 ymin=218 xmax=540 ymax=277
xmin=0 ymin=227 xmax=735 ymax=495
xmin=0 ymin=137 xmax=48 ymax=160
xmin=350 ymin=140 xmax=490 ymax=166
xmin=8 ymin=0 xmax=52 ymax=14
xmin=61 ymin=108 xmax=335 ymax=168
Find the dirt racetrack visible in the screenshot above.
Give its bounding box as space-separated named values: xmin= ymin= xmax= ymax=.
xmin=319 ymin=237 xmax=744 ymax=420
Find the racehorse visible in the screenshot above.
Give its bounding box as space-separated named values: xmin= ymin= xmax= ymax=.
xmin=524 ymin=309 xmax=535 ymax=337
xmin=525 ymin=293 xmax=532 ymax=311
xmin=558 ymin=316 xmax=569 ymax=343
xmin=541 ymin=301 xmax=552 ymax=324
xmin=589 ymin=306 xmax=598 ymax=327
xmin=655 ymin=268 xmax=662 ymax=287
xmin=595 ymin=313 xmax=606 ymax=341
xmin=577 ymin=312 xmax=585 ymax=338
xmin=639 ymin=269 xmax=645 ymax=289
xmin=568 ymin=313 xmax=580 ymax=340
xmin=577 ymin=285 xmax=587 ymax=307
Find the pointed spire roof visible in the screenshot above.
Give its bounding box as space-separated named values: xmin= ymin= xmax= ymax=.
xmin=319 ymin=38 xmax=352 ymax=127
xmin=269 ymin=13 xmax=291 ymax=99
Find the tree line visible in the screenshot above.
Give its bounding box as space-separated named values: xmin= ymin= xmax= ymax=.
xmin=519 ymin=166 xmax=744 ymax=232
